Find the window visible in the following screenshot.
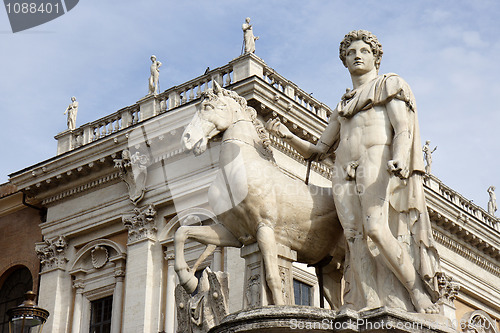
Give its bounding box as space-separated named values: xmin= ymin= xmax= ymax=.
xmin=293 ymin=279 xmax=312 ymax=306
xmin=0 ymin=267 xmax=33 ymax=333
xmin=89 ymin=296 xmax=113 ymax=333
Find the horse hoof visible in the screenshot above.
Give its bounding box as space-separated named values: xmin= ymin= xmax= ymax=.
xmin=182 ymin=275 xmax=198 ymax=294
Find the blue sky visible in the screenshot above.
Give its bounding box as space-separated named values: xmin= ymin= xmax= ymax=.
xmin=1 ymin=0 xmax=499 ymax=210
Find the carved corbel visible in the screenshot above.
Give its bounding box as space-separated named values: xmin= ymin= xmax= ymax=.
xmin=114 ymin=149 xmax=149 ymax=205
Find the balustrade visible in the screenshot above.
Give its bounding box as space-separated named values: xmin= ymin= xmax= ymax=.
xmin=263 ymin=66 xmax=330 ymax=121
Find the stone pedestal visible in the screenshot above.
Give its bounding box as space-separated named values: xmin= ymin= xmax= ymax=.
xmin=208 ymin=306 xmax=457 ymax=333
xmin=240 ymin=243 xmax=297 ymax=309
xmin=55 ymin=129 xmax=73 ymax=155
xmin=137 ymin=94 xmax=160 ymax=120
xmin=231 ymin=53 xmax=265 ymax=83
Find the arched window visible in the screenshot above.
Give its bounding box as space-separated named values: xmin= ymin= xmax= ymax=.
xmin=0 ymin=266 xmax=33 ymax=333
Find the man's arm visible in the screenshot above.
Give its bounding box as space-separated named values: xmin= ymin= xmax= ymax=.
xmin=266 ymin=112 xmax=340 ymax=160
xmin=386 ymin=99 xmax=412 ymax=179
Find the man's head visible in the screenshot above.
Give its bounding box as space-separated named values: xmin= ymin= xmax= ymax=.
xmin=339 ymin=30 xmax=383 ymax=71
xmin=151 ymin=55 xmax=156 ymax=61
xmin=71 ymin=96 xmax=76 ymax=102
xmin=245 ymin=17 xmax=251 ymax=23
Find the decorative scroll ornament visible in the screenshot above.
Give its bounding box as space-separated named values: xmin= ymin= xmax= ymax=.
xmin=114 ymin=149 xmax=149 ymax=205
xmin=35 ymin=235 xmax=69 ymax=272
xmin=122 ymin=204 xmax=157 ymax=242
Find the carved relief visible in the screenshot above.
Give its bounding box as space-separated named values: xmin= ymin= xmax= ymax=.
xmin=114 ymin=149 xmax=149 ymax=205
xmin=175 ymin=268 xmax=229 ymax=333
xmin=245 ymin=274 xmax=261 ymax=308
xmin=72 ymin=281 xmax=85 ymax=290
xmin=279 ymin=267 xmax=291 ymax=303
xmin=91 ymin=245 xmax=109 ymax=269
xmin=122 ymin=204 xmax=157 ymax=242
xmin=35 ymin=235 xmax=68 ymax=271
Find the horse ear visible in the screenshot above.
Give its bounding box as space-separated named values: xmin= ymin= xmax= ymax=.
xmin=213 ymin=80 xmax=222 ymax=95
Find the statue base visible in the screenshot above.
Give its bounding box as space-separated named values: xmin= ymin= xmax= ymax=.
xmin=208 ymin=306 xmax=457 ymax=333
xmin=240 ymin=243 xmax=297 ymax=309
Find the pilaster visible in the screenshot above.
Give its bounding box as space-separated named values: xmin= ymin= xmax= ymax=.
xmin=122 ymin=204 xmax=161 ymax=332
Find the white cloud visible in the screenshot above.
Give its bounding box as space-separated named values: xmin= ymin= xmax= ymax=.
xmin=0 ymin=1 xmax=498 ymax=210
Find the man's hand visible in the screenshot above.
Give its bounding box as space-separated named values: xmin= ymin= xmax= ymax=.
xmin=387 ymin=159 xmax=410 ymax=179
xmin=266 ymin=118 xmax=293 ymax=140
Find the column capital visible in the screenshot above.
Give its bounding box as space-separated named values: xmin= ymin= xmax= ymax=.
xmin=122 ymin=204 xmax=157 ymax=244
xmin=35 ymin=235 xmax=69 ymax=273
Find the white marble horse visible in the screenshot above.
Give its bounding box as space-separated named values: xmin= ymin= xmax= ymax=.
xmin=174 ymin=82 xmax=345 ymax=308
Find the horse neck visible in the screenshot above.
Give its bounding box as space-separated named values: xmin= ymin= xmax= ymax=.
xmin=221 ymin=110 xmax=260 ymax=147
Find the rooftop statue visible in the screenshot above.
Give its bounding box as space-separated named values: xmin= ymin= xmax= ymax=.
xmin=148 ymin=55 xmax=162 ymax=95
xmin=267 ymin=30 xmax=441 ymax=313
xmin=488 ymin=186 xmax=497 ymax=216
xmin=423 ymin=140 xmax=438 ymax=174
xmin=242 ymin=17 xmax=259 ymax=54
xmin=64 ymin=96 xmax=78 ymax=131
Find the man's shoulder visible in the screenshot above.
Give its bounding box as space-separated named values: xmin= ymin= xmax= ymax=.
xmin=376 ymin=73 xmax=415 ymax=110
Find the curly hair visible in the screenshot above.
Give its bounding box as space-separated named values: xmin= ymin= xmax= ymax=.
xmin=339 ymin=30 xmax=383 ymax=70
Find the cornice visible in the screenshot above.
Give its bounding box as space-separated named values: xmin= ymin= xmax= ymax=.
xmin=432 ymin=228 xmax=500 ymax=277
xmin=41 ymin=171 xmax=121 ymax=205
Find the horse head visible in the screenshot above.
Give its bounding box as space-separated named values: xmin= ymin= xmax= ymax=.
xmin=182 ymin=81 xmax=245 ymax=155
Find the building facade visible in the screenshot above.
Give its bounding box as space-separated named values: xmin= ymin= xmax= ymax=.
xmin=3 ymin=53 xmax=500 ymax=332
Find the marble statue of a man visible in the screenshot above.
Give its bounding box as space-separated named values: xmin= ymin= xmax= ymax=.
xmin=267 ymin=30 xmax=441 ymax=314
xmin=242 ymin=17 xmax=259 ymax=54
xmin=148 ymin=55 xmax=162 ymax=95
xmin=422 ymin=140 xmax=437 ymax=174
xmin=488 ymin=186 xmax=497 ymax=216
xmin=64 ymin=96 xmax=78 ymax=130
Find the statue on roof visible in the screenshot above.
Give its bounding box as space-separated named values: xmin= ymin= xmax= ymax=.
xmin=242 ymin=17 xmax=259 ymax=54
xmin=488 ymin=186 xmax=497 ymax=216
xmin=64 ymin=96 xmax=78 ymax=131
xmin=148 ymin=55 xmax=162 ymax=95
xmin=422 ymin=140 xmax=437 ymax=174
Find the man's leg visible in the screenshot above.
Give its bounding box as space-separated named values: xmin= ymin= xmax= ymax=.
xmin=332 ymin=175 xmax=380 ymax=310
xmin=359 ymin=148 xmax=438 ymax=313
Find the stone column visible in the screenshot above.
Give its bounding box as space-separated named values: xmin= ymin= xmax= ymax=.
xmin=122 ymin=204 xmax=161 ymax=332
xmin=164 ymin=252 xmax=177 ymax=333
xmin=240 ymin=243 xmax=297 ymax=309
xmin=72 ymin=281 xmax=85 ymax=333
xmin=212 ymin=247 xmax=223 ymax=271
xmin=35 ymin=236 xmax=71 ymax=333
xmin=111 ymin=270 xmax=125 ymax=333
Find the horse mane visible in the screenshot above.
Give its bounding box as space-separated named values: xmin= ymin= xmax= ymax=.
xmin=202 ymin=88 xmax=275 ymax=161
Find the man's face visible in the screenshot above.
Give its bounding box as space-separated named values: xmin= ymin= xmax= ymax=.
xmin=345 ymin=40 xmax=376 ymax=75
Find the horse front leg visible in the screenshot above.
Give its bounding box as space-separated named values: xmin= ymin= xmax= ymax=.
xmin=174 ymin=224 xmax=242 ymax=294
xmin=256 ymin=225 xmax=284 ymax=305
